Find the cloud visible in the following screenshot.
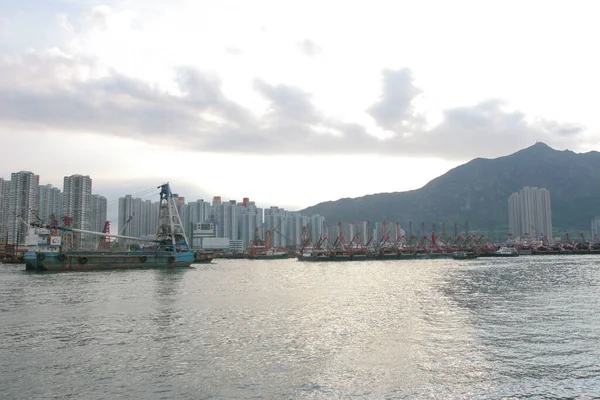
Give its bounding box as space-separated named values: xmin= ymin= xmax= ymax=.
xmin=224 ymin=46 xmax=242 ymax=55
xmin=0 ymin=49 xmax=586 ymax=160
xmin=367 ymin=68 xmax=424 ymax=132
xmin=0 ymin=52 xmax=252 ymax=146
xmin=380 ymin=99 xmax=585 ymax=159
xmin=364 ymin=69 xmax=586 ymax=159
xmin=538 ymin=120 xmax=585 ymax=137
xmin=253 ymin=79 xmax=321 ymax=125
xmin=297 ymin=39 xmax=322 ymax=57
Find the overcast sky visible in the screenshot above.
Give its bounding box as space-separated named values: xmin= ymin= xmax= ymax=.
xmin=1 ymin=0 xmax=599 ymax=217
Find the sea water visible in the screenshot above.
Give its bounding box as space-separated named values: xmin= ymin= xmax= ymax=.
xmin=1 ymin=256 xmax=599 ymax=399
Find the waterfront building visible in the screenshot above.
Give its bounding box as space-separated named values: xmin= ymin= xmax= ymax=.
xmin=374 ymin=222 xmax=388 ymax=243
xmin=374 ymin=221 xmax=403 ymax=243
xmin=241 ymin=212 xmax=259 ymax=250
xmin=284 ymin=211 xmax=303 ymax=248
xmin=222 ymin=200 xmax=238 ymax=242
xmin=191 ymin=222 xmax=216 ymax=249
xmin=352 ymin=221 xmax=370 ymax=245
xmin=508 ymin=187 xmax=553 ymax=241
xmin=187 ymin=199 xmax=211 ymax=236
xmin=90 ymin=195 xmax=107 ymax=233
xmin=117 ymin=195 xmax=159 ymax=238
xmin=230 ymin=239 xmax=243 ymax=251
xmin=141 ymin=200 xmax=159 ymax=238
xmin=300 ymin=215 xmax=311 ymax=245
xmin=63 ymin=175 xmax=92 ymax=248
xmin=38 ymin=184 xmax=62 ymax=225
xmin=591 ymin=218 xmax=600 ymax=242
xmin=307 ymin=215 xmax=325 ymax=244
xmin=0 ymin=178 xmax=7 ymax=243
xmin=264 ymin=206 xmax=285 ymax=248
xmin=212 ymin=196 xmax=223 ymax=237
xmin=239 ymin=200 xmax=263 ymax=250
xmin=118 ymin=195 xmax=138 ymax=237
xmin=7 ymin=171 xmax=39 ymax=245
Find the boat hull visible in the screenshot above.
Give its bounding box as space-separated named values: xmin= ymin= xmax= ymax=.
xmin=297 ymin=254 xmax=372 ymax=262
xmin=251 ymin=253 xmax=290 ymax=260
xmin=24 ymin=251 xmax=195 ymax=271
xmin=296 ymin=253 xmax=433 ymax=262
xmin=479 ymin=252 xmax=519 ymax=258
xmin=452 ymin=252 xmax=478 ymax=260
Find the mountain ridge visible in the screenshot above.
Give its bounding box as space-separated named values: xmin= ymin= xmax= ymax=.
xmin=300 ymin=143 xmax=600 ymax=233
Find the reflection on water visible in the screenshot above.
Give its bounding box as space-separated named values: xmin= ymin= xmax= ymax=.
xmin=1 ymin=257 xmax=600 ymax=398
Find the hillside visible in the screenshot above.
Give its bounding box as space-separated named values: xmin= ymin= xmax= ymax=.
xmin=300 ymin=143 xmax=600 ymax=232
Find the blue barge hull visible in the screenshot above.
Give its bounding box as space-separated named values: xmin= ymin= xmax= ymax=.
xmin=24 ymin=250 xmax=195 ymax=271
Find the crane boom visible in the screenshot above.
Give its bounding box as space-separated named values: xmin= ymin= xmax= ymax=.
xmin=31 ymin=222 xmax=158 ymax=243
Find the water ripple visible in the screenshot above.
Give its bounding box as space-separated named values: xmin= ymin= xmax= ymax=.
xmin=1 ymin=257 xmax=600 ymax=398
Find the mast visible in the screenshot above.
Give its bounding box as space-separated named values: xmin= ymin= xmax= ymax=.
xmin=156 ymin=183 xmax=190 ymax=251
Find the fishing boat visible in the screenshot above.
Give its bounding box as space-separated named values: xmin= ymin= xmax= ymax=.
xmin=23 ymin=183 xmax=195 ymax=271
xmin=297 ymin=252 xmax=371 ymax=262
xmin=248 ymin=249 xmax=290 ymax=260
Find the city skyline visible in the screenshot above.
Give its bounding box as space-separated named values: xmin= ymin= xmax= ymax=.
xmin=6 ymin=168 xmax=600 ymax=251
xmin=0 ymin=169 xmax=328 ymax=248
xmin=0 ymin=169 xmax=447 ymax=250
xmin=2 ymin=1 xmax=600 ymax=211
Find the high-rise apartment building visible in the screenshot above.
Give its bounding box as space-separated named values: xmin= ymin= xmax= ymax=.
xmin=374 ymin=221 xmax=403 ymax=243
xmin=38 ymin=184 xmax=62 ymax=225
xmin=0 ymin=178 xmax=7 ymax=243
xmin=90 ymin=195 xmax=107 ymax=233
xmin=264 ymin=206 xmax=286 ymax=248
xmin=222 ymin=200 xmax=238 ymax=241
xmin=185 ymin=199 xmax=211 ymax=239
xmin=212 ymin=196 xmax=223 ymax=237
xmin=118 ymin=195 xmax=158 ymax=238
xmin=118 ymin=195 xmax=142 ymax=237
xmin=284 ymin=211 xmax=303 ymax=248
xmin=352 ymin=221 xmax=370 ymax=245
xmin=591 ymin=218 xmax=600 ymax=242
xmin=7 ymin=171 xmax=40 ymax=245
xmin=508 ymin=186 xmax=553 ymax=241
xmin=141 ymin=199 xmax=159 ymax=237
xmin=241 ymin=213 xmax=259 ymax=249
xmin=308 ymin=215 xmax=325 ymax=244
xmin=238 ymin=200 xmax=263 ymax=249
xmin=63 ymin=174 xmax=92 ymax=248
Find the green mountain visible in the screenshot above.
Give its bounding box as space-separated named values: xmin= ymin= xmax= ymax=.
xmin=301 ymin=143 xmax=600 ymax=235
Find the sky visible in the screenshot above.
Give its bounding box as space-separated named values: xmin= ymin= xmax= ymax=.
xmin=1 ymin=0 xmax=599 ymax=219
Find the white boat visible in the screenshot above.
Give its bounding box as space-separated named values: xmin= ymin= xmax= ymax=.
xmin=493 ymin=247 xmax=519 ymax=257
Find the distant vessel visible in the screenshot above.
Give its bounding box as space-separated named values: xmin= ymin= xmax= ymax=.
xmin=490 ymin=247 xmax=519 ymax=257
xmin=24 ymin=183 xmax=195 ymax=271
xmin=0 ymin=244 xmax=25 ymax=264
xmin=250 ymin=249 xmax=289 ymax=260
xmin=296 ymin=252 xmax=371 ymax=262
xmin=296 ymin=251 xmax=441 ymax=262
xmin=194 ymin=252 xmax=214 ymax=264
xmin=451 ymin=251 xmax=478 ymax=260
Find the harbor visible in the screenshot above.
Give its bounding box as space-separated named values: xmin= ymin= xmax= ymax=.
xmin=2 ymin=255 xmax=600 ymax=399
xmin=292 ymin=221 xmax=598 ymax=262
